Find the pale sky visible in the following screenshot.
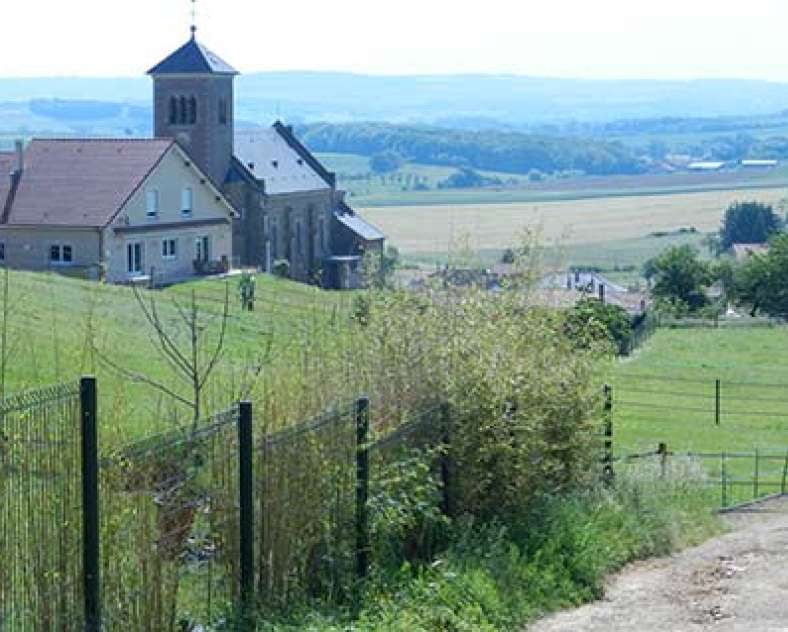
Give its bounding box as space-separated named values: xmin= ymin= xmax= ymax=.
xmin=3 ymin=0 xmax=788 ymax=80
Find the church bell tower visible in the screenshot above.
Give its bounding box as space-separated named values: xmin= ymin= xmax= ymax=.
xmin=147 ymin=26 xmax=238 ymax=185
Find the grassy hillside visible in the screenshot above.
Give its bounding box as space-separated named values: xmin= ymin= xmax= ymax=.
xmin=0 ymin=270 xmax=351 ymax=440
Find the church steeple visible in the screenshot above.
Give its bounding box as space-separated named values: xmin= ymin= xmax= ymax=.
xmin=190 ymin=0 xmax=198 ymax=40
xmin=148 ymin=25 xmax=238 ymax=184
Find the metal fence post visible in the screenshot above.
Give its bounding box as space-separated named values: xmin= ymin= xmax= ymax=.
xmin=754 ymin=448 xmax=760 ymax=500
xmin=440 ymin=402 xmax=453 ymax=517
xmin=80 ymin=376 xmax=100 ymax=632
xmin=721 ymin=452 xmax=728 ymax=508
xmin=658 ymin=442 xmax=668 ymax=479
xmin=715 ymin=379 xmax=721 ymax=426
xmin=603 ymin=385 xmax=614 ymax=486
xmin=238 ymin=401 xmax=254 ymax=628
xmin=355 ymin=397 xmax=370 ymax=581
xmin=781 ymin=450 xmax=788 ymax=495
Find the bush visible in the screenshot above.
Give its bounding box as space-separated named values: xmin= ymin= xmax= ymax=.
xmin=272 ymin=259 xmax=290 ymax=278
xmin=257 ymin=461 xmax=718 ymax=630
xmin=565 ymin=297 xmax=633 ymax=355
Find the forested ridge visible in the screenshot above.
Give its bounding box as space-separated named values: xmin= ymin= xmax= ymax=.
xmin=297 ymin=122 xmax=645 ymax=176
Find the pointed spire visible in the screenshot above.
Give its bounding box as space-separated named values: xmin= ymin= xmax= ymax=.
xmin=190 ymin=0 xmax=197 ymax=39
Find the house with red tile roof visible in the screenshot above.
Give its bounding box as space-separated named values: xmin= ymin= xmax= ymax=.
xmin=0 ymin=30 xmax=383 ymax=288
xmin=0 ymin=138 xmax=237 ymax=284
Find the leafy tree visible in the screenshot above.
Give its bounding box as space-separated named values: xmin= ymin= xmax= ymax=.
xmin=719 ymin=201 xmax=781 ymax=251
xmin=438 ymin=168 xmax=502 ymax=189
xmin=500 ymin=248 xmax=516 ymax=264
xmin=370 ymin=151 xmax=404 ymax=174
xmin=735 ymin=233 xmax=788 ymax=316
xmin=565 ymin=297 xmax=633 ymax=354
xmin=644 ymin=245 xmax=711 ymax=312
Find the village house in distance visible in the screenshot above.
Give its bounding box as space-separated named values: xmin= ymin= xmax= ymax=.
xmin=0 ymin=29 xmax=384 ymax=288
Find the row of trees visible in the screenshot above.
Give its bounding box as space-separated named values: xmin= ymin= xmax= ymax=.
xmin=299 ymin=122 xmax=644 ymax=177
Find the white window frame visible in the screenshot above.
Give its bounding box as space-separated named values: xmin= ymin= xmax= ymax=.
xmin=127 ymin=241 xmax=144 ymax=276
xmin=146 ymin=189 xmax=159 ymax=218
xmin=49 ymin=243 xmax=74 ymax=266
xmin=162 ymin=238 xmax=177 ymax=260
xmin=181 ymin=187 xmax=193 ymax=217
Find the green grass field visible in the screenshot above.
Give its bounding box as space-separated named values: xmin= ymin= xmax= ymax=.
xmin=611 ymin=326 xmax=788 ymax=505
xmin=0 ymin=270 xmax=351 ymax=441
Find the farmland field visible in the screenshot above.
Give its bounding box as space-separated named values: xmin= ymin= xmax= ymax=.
xmin=611 ymin=325 xmax=788 ymax=453
xmin=609 ymin=326 xmax=788 ymax=506
xmin=364 ymin=187 xmax=787 ymax=272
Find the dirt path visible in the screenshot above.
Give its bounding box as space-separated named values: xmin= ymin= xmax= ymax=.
xmin=528 ymin=497 xmax=788 ymax=632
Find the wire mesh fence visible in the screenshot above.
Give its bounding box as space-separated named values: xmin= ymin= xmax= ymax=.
xmin=99 ymin=407 xmax=242 ymax=629
xmin=0 ymin=378 xmax=666 ymax=627
xmin=0 ymin=382 xmax=84 ymax=631
xmin=255 ymin=402 xmax=358 ymax=607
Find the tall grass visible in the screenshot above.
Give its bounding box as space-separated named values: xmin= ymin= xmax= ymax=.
xmin=257 ymin=461 xmax=719 ymax=631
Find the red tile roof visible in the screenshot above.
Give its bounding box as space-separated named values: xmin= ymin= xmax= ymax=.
xmin=4 ymin=139 xmax=174 ymax=227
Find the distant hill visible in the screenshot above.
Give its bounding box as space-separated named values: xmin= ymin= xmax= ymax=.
xmin=3 ymin=73 xmax=788 ymax=128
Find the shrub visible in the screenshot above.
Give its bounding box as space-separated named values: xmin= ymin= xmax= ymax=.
xmin=565 ymin=297 xmax=633 ymax=355
xmin=272 ymin=259 xmax=290 ymax=278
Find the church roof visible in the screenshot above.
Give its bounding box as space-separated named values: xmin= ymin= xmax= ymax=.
xmin=148 ymin=36 xmax=238 ymax=75
xmin=2 ymin=138 xmax=175 ymax=227
xmin=334 ymin=205 xmax=385 ymax=242
xmin=234 ymin=126 xmax=332 ymax=195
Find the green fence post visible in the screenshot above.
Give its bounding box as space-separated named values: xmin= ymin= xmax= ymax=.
xmin=440 ymin=402 xmax=453 ymax=517
xmin=754 ymin=448 xmax=759 ymax=500
xmin=355 ymin=397 xmax=370 ymax=581
xmin=721 ymin=452 xmax=728 ymax=508
xmin=238 ymin=401 xmax=254 ymax=629
xmin=715 ymin=379 xmax=721 ymax=426
xmin=80 ymin=376 xmax=100 ymax=632
xmin=603 ymin=385 xmax=614 ymax=486
xmin=781 ymin=450 xmax=788 ymax=494
xmin=658 ymin=442 xmax=668 ymax=479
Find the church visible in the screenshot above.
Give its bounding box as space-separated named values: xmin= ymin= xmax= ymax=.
xmin=0 ymin=29 xmax=384 ymax=289
xmin=148 ymin=31 xmax=385 ymax=287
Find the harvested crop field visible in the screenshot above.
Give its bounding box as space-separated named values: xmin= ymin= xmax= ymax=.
xmin=362 ymin=187 xmax=787 ymax=254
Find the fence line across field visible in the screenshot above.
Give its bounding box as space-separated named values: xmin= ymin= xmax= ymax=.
xmin=615 ymin=445 xmax=788 ymax=510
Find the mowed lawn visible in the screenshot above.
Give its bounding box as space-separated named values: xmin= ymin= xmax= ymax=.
xmin=363 ymin=187 xmax=787 ymax=257
xmin=610 ymin=326 xmax=788 ymax=502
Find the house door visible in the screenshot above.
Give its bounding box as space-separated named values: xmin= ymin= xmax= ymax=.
xmin=195 ymin=236 xmax=210 ymax=263
xmin=126 ymin=242 xmax=143 ymax=276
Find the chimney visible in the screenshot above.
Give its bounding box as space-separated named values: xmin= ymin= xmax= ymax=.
xmin=2 ymin=139 xmax=24 ymax=224
xmin=14 ymin=140 xmax=23 ymax=174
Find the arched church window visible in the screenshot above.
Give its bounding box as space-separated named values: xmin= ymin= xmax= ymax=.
xmin=179 ymin=96 xmax=188 ymax=125
xmin=218 ymin=99 xmax=228 ymax=125
xmin=169 ymin=97 xmax=178 ymax=125
xmin=188 ymin=97 xmax=197 ymax=124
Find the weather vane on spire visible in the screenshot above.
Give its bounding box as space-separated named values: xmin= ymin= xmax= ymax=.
xmin=190 ymin=0 xmax=197 ymax=38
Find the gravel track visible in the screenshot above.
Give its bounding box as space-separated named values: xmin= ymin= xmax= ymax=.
xmin=528 ymin=497 xmax=788 ymax=632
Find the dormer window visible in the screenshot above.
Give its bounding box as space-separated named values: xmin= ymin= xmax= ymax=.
xmin=146 ymin=189 xmax=159 ymax=217
xmin=181 ymin=187 xmax=193 ymax=216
